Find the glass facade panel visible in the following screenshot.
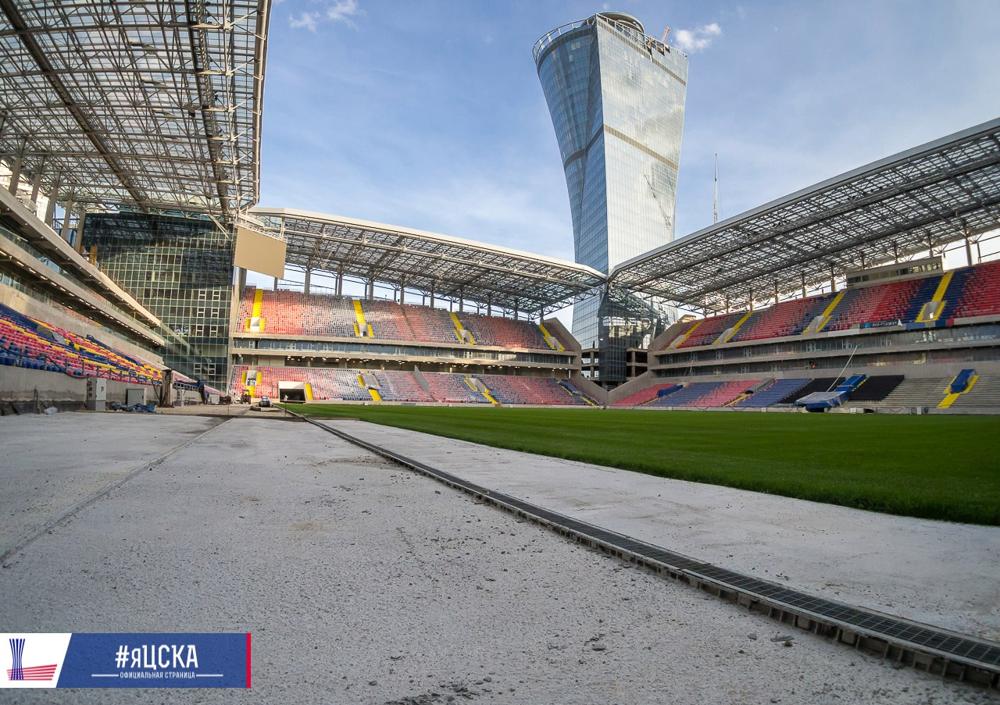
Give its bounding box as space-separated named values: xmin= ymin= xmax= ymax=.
xmin=536 ymin=13 xmax=687 ymax=385
xmin=83 ymin=212 xmax=234 ymax=389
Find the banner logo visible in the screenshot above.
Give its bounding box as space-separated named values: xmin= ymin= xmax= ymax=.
xmin=0 ymin=633 xmax=249 ymax=688
xmin=7 ymin=638 xmax=58 ymax=682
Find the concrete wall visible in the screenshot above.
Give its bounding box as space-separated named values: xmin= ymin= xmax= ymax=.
xmin=0 ymin=366 xmax=156 ymax=404
xmin=570 ymin=372 xmax=608 ymax=405
xmin=542 ymin=316 xmax=581 ymax=355
xmin=648 ymin=319 xmax=690 ymax=353
xmin=607 ymin=370 xmax=657 ymax=405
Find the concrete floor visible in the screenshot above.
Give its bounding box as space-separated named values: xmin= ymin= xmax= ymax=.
xmin=323 ymin=420 xmax=1000 ymax=642
xmin=0 ymin=413 xmax=993 ymax=704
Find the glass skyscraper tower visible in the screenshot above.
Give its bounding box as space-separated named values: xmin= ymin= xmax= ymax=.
xmin=534 ymin=12 xmax=687 ymax=385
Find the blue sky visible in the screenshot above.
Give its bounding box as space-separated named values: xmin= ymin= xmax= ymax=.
xmin=259 ymin=0 xmax=1000 ymax=265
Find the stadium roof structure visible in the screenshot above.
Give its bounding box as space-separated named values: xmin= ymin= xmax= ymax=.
xmin=249 ymin=208 xmax=606 ymax=315
xmin=610 ymin=118 xmax=1000 ymax=312
xmin=0 ymin=0 xmax=270 ymax=217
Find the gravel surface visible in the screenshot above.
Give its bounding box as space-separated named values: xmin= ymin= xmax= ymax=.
xmin=0 ymin=416 xmax=992 ymax=704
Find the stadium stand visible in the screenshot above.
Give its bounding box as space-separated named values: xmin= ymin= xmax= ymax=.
xmin=676 ymin=312 xmax=745 ymax=348
xmin=0 ymin=303 xmax=161 ymax=385
xmin=731 ymin=294 xmax=833 ymax=342
xmin=479 ymin=374 xmax=588 ymax=406
xmin=363 ymin=299 xmax=415 ymax=341
xmin=611 ymin=383 xmax=681 ymax=407
xmin=362 ymin=369 xmax=433 ymax=402
xmin=559 ymin=380 xmax=597 ymax=405
xmin=236 ymin=288 xmax=558 ymax=350
xmin=421 ymin=372 xmax=491 ymax=403
xmin=733 ymin=378 xmax=811 ymax=408
xmin=947 ymin=261 xmax=1000 ymax=319
xmin=776 ymin=378 xmax=841 ymax=404
xmin=459 ymin=312 xmax=549 ymax=349
xmin=229 ymin=364 xmax=591 ymax=406
xmin=238 ymin=288 xmax=358 ymax=337
xmin=824 ymin=276 xmax=938 ymax=331
xmin=848 ymin=375 xmax=904 ymax=403
xmin=649 ymin=380 xmax=757 ymax=409
xmin=402 ymin=305 xmax=461 ymax=344
xmin=949 ymin=375 xmax=1000 ymax=408
xmin=663 ymin=261 xmax=1000 ymax=349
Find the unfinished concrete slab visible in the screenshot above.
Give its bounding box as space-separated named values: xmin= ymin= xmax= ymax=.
xmin=323 ymin=420 xmax=1000 ymax=642
xmin=0 ymin=412 xmax=220 ymax=559
xmin=0 ymin=416 xmax=992 ymax=703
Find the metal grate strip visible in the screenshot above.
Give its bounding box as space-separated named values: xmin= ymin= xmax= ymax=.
xmin=295 ymin=415 xmax=1000 ymax=687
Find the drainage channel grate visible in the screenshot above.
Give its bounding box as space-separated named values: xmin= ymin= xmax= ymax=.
xmin=299 ymin=415 xmax=1000 ymax=688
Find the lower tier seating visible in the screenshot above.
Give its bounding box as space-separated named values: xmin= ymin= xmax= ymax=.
xmin=847 ymin=375 xmax=904 ymax=402
xmin=733 ymin=379 xmax=811 ymax=408
xmin=646 ymin=381 xmax=727 ymax=407
xmin=421 ymin=372 xmax=490 ymax=403
xmin=0 ymin=303 xmax=161 ymax=385
xmin=612 ymin=383 xmax=682 ymax=407
xmin=617 ymin=372 xmax=996 ymax=411
xmin=949 ymin=375 xmax=1000 ymax=408
xmin=479 ymin=374 xmax=586 ymax=405
xmin=777 ymin=378 xmax=842 ymax=404
xmin=230 ymin=365 xmax=588 ymax=405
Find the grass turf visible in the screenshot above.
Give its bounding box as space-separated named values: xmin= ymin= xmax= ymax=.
xmin=284 ymin=404 xmax=1000 ymax=525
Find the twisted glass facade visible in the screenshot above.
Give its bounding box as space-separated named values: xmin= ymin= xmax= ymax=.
xmin=535 ymin=13 xmax=687 ymax=385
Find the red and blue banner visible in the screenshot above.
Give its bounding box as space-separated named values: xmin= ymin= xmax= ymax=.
xmin=0 ymin=633 xmax=251 ymax=688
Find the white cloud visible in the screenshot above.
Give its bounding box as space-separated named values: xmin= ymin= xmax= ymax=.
xmin=326 ymin=0 xmax=360 ymax=24
xmin=289 ymin=11 xmax=319 ymax=32
xmin=289 ymin=0 xmax=361 ymax=32
xmin=673 ymin=22 xmax=722 ymax=53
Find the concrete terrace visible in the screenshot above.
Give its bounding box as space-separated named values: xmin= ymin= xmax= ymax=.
xmin=0 ymin=412 xmax=995 ymax=704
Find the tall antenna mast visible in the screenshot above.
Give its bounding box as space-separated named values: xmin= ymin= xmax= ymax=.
xmin=712 ymin=153 xmax=720 ymax=224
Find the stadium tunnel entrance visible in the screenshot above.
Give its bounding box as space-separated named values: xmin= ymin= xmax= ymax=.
xmin=277 ymin=381 xmax=307 ymax=403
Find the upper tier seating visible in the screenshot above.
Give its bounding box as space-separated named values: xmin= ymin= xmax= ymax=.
xmin=946 ymin=260 xmax=1000 ymax=320
xmin=401 ymin=305 xmax=459 ymax=344
xmin=240 ymin=288 xmax=357 ymax=337
xmin=824 ymin=277 xmax=938 ymax=331
xmin=0 ymin=303 xmax=161 ymax=385
xmin=363 ymin=300 xmax=415 ymax=341
xmin=239 ymin=288 xmax=554 ymax=350
xmin=663 ymin=261 xmax=1000 ymax=352
xmin=677 ymin=312 xmax=745 ymax=348
xmin=459 ymin=313 xmax=549 ymax=349
xmin=731 ymin=294 xmax=833 ymax=342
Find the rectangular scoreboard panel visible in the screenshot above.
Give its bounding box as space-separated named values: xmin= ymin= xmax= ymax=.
xmin=234 ymin=226 xmax=287 ymax=279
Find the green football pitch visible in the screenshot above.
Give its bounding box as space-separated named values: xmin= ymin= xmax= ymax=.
xmin=285 ymin=404 xmax=1000 ymax=526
